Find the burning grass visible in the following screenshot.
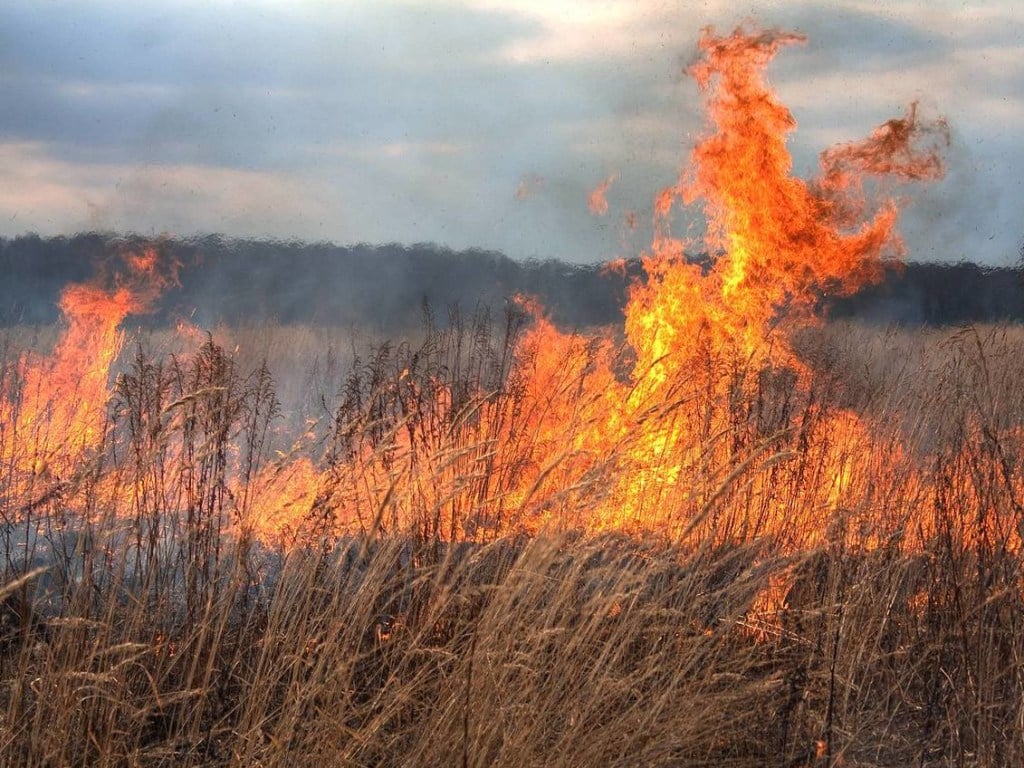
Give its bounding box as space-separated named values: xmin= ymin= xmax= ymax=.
xmin=1 ymin=23 xmax=1021 ymax=767
xmin=1 ymin=314 xmax=1023 ymax=767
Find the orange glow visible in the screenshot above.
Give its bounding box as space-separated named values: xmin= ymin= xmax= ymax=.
xmin=588 ymin=173 xmax=617 ymax=216
xmin=171 ymin=26 xmax=948 ymax=547
xmin=1 ymin=248 xmax=173 ymax=486
xmin=2 ymin=25 xmax=971 ymax=567
xmin=245 ymin=457 xmax=321 ymax=548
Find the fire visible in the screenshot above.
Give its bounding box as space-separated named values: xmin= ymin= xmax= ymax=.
xmin=245 ymin=457 xmax=321 ymax=548
xmin=0 ymin=25 xmax=964 ymax=562
xmin=588 ymin=173 xmax=617 ymax=216
xmin=1 ymin=248 xmax=173 ymax=489
xmin=630 ymin=29 xmax=946 ymax=381
xmin=492 ymin=25 xmax=948 ymax=538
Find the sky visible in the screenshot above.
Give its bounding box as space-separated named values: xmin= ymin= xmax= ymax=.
xmin=0 ymin=0 xmax=1021 ymax=265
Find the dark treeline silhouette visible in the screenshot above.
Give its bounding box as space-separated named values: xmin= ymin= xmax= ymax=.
xmin=826 ymin=261 xmax=1024 ymax=325
xmin=0 ymin=234 xmax=640 ymax=331
xmin=0 ymin=233 xmax=1021 ymax=331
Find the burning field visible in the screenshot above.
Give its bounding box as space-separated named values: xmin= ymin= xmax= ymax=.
xmin=1 ymin=25 xmax=1023 ymax=767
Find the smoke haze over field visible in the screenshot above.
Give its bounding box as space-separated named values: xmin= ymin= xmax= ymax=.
xmin=0 ymin=1 xmax=1022 ymax=265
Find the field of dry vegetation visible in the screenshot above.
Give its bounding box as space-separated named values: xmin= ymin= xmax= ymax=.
xmin=1 ymin=24 xmax=1016 ymax=768
xmin=1 ymin=316 xmax=1023 ymax=767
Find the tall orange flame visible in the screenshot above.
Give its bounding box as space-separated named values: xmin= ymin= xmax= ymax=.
xmin=242 ymin=25 xmax=950 ymax=545
xmin=491 ymin=26 xmax=948 ymax=536
xmin=2 ymin=248 xmax=173 ymax=486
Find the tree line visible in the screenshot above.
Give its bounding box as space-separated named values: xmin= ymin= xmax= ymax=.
xmin=0 ymin=233 xmax=1021 ymax=331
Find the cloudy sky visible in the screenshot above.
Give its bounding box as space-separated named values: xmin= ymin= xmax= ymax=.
xmin=0 ymin=0 xmax=1021 ymax=264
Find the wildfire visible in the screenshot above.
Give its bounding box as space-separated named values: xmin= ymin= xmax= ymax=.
xmin=1 ymin=248 xmax=173 ymax=488
xmin=1 ymin=25 xmax=964 ymax=558
xmin=494 ymin=26 xmax=949 ymax=537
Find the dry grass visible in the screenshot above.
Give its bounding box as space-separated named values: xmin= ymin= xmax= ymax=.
xmin=0 ymin=318 xmax=1023 ymax=766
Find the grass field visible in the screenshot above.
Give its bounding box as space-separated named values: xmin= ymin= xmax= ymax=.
xmin=0 ymin=24 xmax=1003 ymax=768
xmin=0 ymin=316 xmax=1022 ymax=767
